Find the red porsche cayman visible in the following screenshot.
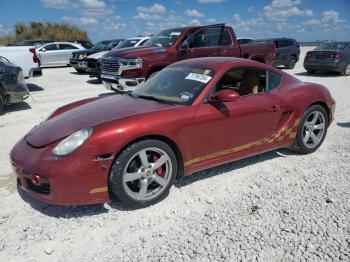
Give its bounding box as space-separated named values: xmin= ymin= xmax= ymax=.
xmin=11 ymin=57 xmax=335 ymax=207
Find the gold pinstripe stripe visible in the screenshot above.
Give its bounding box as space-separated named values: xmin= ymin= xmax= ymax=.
xmin=184 ymin=118 xmax=301 ymax=167
xmin=89 ymin=187 xmax=108 ymax=194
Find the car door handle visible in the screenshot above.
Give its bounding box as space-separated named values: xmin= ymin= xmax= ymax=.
xmin=269 ymin=105 xmax=280 ymax=112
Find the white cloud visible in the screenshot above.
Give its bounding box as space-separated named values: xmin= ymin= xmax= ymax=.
xmin=322 ymin=10 xmax=344 ymax=24
xmin=197 ymin=0 xmax=225 ymax=3
xmin=207 ymin=18 xmax=216 ymax=23
xmin=188 ymin=19 xmax=202 ymax=26
xmin=270 ymin=0 xmax=301 ymax=8
xmin=62 ymin=16 xmax=98 ymax=25
xmin=41 ymin=0 xmax=70 ymax=9
xmin=263 ymin=4 xmax=313 ymax=21
xmin=134 ymin=3 xmax=166 ymax=20
xmin=137 ymin=3 xmax=166 ymax=14
xmin=185 ymin=9 xmax=204 ymax=18
xmin=303 ymin=19 xmax=321 ymax=25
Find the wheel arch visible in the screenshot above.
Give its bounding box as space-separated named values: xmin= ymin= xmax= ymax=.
xmin=307 ymin=101 xmax=330 ymax=123
xmin=110 ymin=134 xmax=185 ymax=179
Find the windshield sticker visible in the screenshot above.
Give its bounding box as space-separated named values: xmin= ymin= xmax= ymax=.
xmin=185 ymin=73 xmax=212 ymax=84
xmin=180 ymin=92 xmax=193 ymax=101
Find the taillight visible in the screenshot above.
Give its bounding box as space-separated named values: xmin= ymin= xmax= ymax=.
xmin=29 ymin=48 xmax=40 ymax=64
xmin=329 ymin=53 xmax=341 ymax=59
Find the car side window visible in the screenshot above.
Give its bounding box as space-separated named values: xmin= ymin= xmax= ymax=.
xmin=188 ymin=28 xmax=207 ymax=48
xmin=212 ymin=67 xmax=267 ymax=97
xmin=43 ymin=44 xmax=57 ymax=51
xmin=221 ymin=29 xmax=232 ymax=46
xmin=59 ymin=44 xmax=78 ymax=50
xmin=266 ymin=71 xmax=281 ymax=91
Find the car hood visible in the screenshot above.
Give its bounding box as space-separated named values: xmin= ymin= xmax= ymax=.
xmin=104 ymin=45 xmax=166 ymax=59
xmin=72 ymin=49 xmax=104 ymax=57
xmin=25 ymin=95 xmax=176 ymax=148
xmin=87 ymin=51 xmax=109 ymax=60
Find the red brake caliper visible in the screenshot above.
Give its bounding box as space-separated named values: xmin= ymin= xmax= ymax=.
xmin=152 ymin=155 xmax=164 ymax=177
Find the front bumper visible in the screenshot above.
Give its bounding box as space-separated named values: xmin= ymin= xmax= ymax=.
xmin=10 ymin=138 xmax=112 ymax=206
xmin=101 ymin=74 xmax=145 ymax=92
xmin=304 ymin=60 xmax=345 ymax=72
xmin=69 ymin=59 xmax=87 ymax=70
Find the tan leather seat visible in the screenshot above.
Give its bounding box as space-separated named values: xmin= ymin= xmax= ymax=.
xmin=239 ymin=70 xmax=260 ymax=96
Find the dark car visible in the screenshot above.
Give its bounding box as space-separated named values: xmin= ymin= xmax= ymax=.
xmin=304 ymin=42 xmax=350 ymax=76
xmin=255 ymin=38 xmax=300 ymax=69
xmin=0 ymin=56 xmax=29 ymax=114
xmin=9 ymin=39 xmax=54 ymax=48
xmin=70 ymin=39 xmax=123 ymax=73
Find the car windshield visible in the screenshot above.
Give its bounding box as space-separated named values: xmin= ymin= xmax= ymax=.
xmin=315 ymin=42 xmax=349 ymax=50
xmin=131 ymin=66 xmax=215 ymax=105
xmin=116 ymin=39 xmax=140 ymax=49
xmin=144 ymin=28 xmax=185 ymax=47
xmin=91 ymin=41 xmax=112 ymax=51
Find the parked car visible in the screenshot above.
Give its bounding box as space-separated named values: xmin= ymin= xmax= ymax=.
xmin=237 ymin=38 xmax=253 ymax=45
xmin=9 ymin=39 xmax=54 ymax=48
xmin=36 ymin=42 xmax=85 ymax=67
xmin=70 ymin=39 xmax=123 ymax=73
xmin=255 ymin=38 xmax=300 ymax=69
xmin=86 ymin=36 xmax=150 ymax=79
xmin=68 ymin=40 xmax=93 ymax=49
xmin=0 ymin=46 xmax=42 ymax=78
xmin=0 ymin=56 xmax=29 ymax=114
xmin=100 ymin=23 xmax=276 ymax=92
xmin=304 ymin=41 xmax=350 ymax=76
xmin=10 ymin=57 xmax=335 ymax=207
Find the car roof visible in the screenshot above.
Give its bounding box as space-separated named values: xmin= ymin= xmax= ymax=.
xmin=41 ymin=42 xmax=83 ymax=46
xmin=125 ymin=36 xmax=150 ymax=40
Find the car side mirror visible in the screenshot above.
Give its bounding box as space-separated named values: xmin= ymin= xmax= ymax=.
xmin=208 ymin=89 xmax=240 ymax=103
xmin=41 ymin=48 xmax=46 ymax=52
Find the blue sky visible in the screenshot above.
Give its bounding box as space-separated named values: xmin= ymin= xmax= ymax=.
xmin=0 ymin=0 xmax=349 ymax=42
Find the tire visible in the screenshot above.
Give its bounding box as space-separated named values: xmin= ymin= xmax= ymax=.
xmin=307 ymin=70 xmax=316 ymax=75
xmin=340 ymin=63 xmax=350 ymax=76
xmin=109 ymin=139 xmax=177 ymax=208
xmin=0 ymin=95 xmax=4 ymax=115
xmin=294 ymin=105 xmax=328 ymax=154
xmin=285 ymin=56 xmax=297 ymax=69
xmin=75 ymin=68 xmax=86 ymax=73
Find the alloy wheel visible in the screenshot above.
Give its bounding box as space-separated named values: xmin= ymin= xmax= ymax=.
xmin=302 ymin=111 xmax=326 ymax=149
xmin=122 ymin=147 xmax=173 ymax=201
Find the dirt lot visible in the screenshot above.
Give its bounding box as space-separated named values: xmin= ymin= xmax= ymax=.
xmin=0 ymin=47 xmax=349 ymax=261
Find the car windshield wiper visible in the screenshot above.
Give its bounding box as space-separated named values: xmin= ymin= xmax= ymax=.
xmin=134 ymin=94 xmax=173 ymax=104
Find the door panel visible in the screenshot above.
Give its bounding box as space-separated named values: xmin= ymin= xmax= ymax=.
xmin=194 ymin=93 xmax=283 ymax=162
xmin=38 ymin=44 xmax=58 ymax=65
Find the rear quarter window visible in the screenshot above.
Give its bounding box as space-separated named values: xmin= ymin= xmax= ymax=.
xmin=267 ymin=71 xmax=281 ymax=91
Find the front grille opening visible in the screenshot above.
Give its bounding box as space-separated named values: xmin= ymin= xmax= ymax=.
xmin=24 ymin=178 xmax=51 ymax=195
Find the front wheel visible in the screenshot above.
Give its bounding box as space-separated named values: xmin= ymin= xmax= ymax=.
xmin=340 ymin=63 xmax=350 ymax=76
xmin=294 ymin=105 xmax=328 ymax=154
xmin=75 ymin=68 xmax=86 ymax=73
xmin=109 ymin=140 xmax=177 ymax=207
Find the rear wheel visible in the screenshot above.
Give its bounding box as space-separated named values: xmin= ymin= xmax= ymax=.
xmin=0 ymin=95 xmax=4 ymax=115
xmin=307 ymin=70 xmax=316 ymax=75
xmin=340 ymin=63 xmax=350 ymax=76
xmin=285 ymin=56 xmax=297 ymax=69
xmin=294 ymin=105 xmax=328 ymax=154
xmin=109 ymin=139 xmax=177 ymax=207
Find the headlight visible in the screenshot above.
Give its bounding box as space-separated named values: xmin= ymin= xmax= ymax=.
xmin=120 ymin=58 xmax=143 ymax=69
xmin=52 ymin=128 xmax=92 ymax=157
xmin=79 ymin=53 xmax=87 ymax=60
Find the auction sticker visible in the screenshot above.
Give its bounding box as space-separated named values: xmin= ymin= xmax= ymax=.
xmin=185 ymin=73 xmax=212 ymax=83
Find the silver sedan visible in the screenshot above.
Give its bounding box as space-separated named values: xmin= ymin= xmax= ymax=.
xmin=37 ymin=42 xmax=85 ymax=67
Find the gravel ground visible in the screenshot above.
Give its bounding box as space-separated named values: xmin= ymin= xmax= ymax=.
xmin=0 ymin=47 xmax=349 ymax=261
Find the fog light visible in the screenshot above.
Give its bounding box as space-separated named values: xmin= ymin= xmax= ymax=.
xmin=31 ymin=174 xmax=40 ymax=185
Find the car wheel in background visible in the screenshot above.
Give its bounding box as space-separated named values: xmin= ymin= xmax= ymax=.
xmin=340 ymin=63 xmax=350 ymax=76
xmin=307 ymin=70 xmax=316 ymax=75
xmin=109 ymin=139 xmax=177 ymax=207
xmin=285 ymin=56 xmax=297 ymax=69
xmin=0 ymin=94 xmax=4 ymax=114
xmin=75 ymin=68 xmax=86 ymax=73
xmin=294 ymin=105 xmax=328 ymax=154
